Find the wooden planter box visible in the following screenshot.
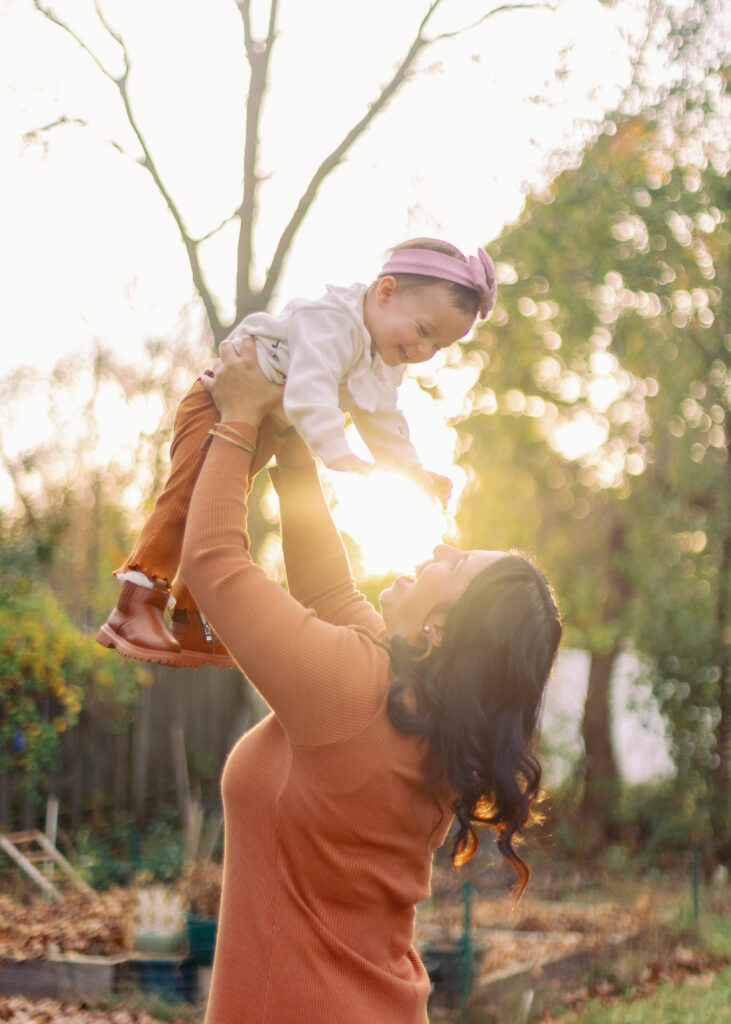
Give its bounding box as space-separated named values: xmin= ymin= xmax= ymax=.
xmin=0 ymin=953 xmax=129 ymax=1000
xmin=0 ymin=951 xmax=207 ymax=1005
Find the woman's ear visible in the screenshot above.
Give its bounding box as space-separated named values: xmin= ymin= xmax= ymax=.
xmin=425 ymin=609 xmax=447 ymax=647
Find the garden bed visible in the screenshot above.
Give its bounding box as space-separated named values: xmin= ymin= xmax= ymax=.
xmin=416 ymin=885 xmax=649 ymax=1016
xmin=1 ymin=874 xmax=724 ymax=1022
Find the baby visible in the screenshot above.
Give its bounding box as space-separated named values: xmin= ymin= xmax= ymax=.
xmin=96 ymin=237 xmax=496 ymax=668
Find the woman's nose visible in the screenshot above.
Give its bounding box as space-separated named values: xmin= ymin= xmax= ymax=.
xmin=433 ymin=544 xmax=461 ymax=561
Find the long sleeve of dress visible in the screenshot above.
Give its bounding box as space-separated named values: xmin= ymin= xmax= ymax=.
xmin=181 ymin=424 xmax=390 ymax=748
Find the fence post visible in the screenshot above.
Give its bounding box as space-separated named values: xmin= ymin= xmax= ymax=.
xmin=691 ymin=847 xmax=700 ymax=922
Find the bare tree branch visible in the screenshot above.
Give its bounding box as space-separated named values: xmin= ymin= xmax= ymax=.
xmin=32 ymin=0 xmax=116 ymax=81
xmin=237 ymin=0 xmax=254 ymax=54
xmin=23 ymin=115 xmax=127 ymax=156
xmin=31 ymin=0 xmax=223 ymax=339
xmin=30 ymin=0 xmax=558 ymax=343
xmin=234 ymin=0 xmax=279 ymax=321
xmin=114 ymin=79 xmax=223 ymax=338
xmin=258 ymin=6 xmax=439 ymax=311
xmin=91 ymin=0 xmax=124 ymax=49
xmin=258 ymin=0 xmax=548 ymax=311
xmin=0 ymin=443 xmax=40 ymax=531
xmin=194 ymin=211 xmax=241 ymax=245
xmin=433 ymin=2 xmax=553 ymax=42
xmin=236 ymin=0 xmax=448 ymax=318
xmin=24 ymin=114 xmax=88 ymax=136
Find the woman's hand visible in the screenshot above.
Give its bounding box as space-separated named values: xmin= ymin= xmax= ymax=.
xmin=200 ymin=334 xmax=283 ymax=426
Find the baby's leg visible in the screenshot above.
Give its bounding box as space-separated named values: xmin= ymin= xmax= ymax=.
xmin=101 ymin=357 xmax=287 ymax=668
xmin=98 ymin=378 xmax=225 ymax=666
xmin=118 ymin=378 xmax=218 ymax=585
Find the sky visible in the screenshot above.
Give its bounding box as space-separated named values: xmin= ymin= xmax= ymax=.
xmin=0 ymin=0 xmax=642 ymax=377
xmin=0 ymin=0 xmax=645 ymax=527
xmin=0 ymin=0 xmax=681 ymax=779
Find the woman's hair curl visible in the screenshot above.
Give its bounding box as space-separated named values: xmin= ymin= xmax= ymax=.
xmin=386 ymin=553 xmax=561 ymax=895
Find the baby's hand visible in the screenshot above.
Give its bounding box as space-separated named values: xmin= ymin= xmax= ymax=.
xmin=407 ymin=467 xmax=453 ymax=509
xmin=329 ymin=455 xmax=374 ymax=476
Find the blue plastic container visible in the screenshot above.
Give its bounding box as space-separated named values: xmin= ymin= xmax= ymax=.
xmin=128 ymin=957 xmax=197 ymax=1002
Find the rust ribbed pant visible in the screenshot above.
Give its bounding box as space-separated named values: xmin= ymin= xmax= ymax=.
xmin=116 ymin=377 xmax=286 ymax=613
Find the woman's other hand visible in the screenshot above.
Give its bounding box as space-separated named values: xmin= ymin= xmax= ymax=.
xmin=201 ymin=334 xmax=283 ymax=426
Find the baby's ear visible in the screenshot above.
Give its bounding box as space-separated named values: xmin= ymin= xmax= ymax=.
xmin=376 ymin=275 xmax=397 ymax=303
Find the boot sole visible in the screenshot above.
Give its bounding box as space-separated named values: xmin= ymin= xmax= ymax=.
xmin=161 ymin=648 xmax=238 ymax=669
xmin=96 ymin=624 xmax=186 ymax=666
xmin=96 ymin=624 xmax=236 ymax=670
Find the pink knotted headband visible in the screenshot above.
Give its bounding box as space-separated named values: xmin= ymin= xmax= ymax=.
xmin=379 ymin=246 xmax=497 ymax=319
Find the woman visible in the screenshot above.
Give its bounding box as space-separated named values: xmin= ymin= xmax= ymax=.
xmin=181 ymin=337 xmax=562 ymax=1024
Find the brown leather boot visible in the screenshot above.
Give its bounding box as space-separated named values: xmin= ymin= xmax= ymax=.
xmin=96 ymin=580 xmax=182 ymax=665
xmin=167 ymin=608 xmax=237 ymax=669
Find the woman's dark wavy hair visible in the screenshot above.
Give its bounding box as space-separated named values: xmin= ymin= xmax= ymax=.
xmin=386 ymin=552 xmax=562 ymax=896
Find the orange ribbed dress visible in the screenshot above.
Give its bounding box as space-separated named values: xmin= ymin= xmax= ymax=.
xmin=181 ymin=424 xmax=454 ymax=1024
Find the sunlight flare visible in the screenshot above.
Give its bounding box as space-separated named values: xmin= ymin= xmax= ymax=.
xmin=324 ymin=467 xmax=458 ymax=579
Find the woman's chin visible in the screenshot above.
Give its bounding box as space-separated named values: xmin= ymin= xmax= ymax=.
xmin=380 ymin=574 xmax=411 ymax=606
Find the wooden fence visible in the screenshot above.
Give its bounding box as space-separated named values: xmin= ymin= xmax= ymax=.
xmin=0 ymin=666 xmax=267 ymax=836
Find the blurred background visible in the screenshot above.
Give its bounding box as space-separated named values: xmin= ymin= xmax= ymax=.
xmin=0 ymin=0 xmax=728 ymax=887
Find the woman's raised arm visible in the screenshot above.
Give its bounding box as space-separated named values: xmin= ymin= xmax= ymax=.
xmin=181 ymin=339 xmax=388 ymax=746
xmin=270 ymin=429 xmax=385 ymax=638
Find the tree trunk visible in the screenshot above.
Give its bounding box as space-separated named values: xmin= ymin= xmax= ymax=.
xmin=114 ymin=728 xmax=128 ymax=818
xmin=580 ymin=645 xmax=621 ymax=840
xmin=68 ymin=720 xmax=84 ymax=829
xmin=0 ymin=771 xmax=9 ymax=828
xmin=709 ymin=445 xmax=730 ymax=865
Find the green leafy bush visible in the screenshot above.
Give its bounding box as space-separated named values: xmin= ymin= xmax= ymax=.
xmin=0 ymin=537 xmax=148 ymax=804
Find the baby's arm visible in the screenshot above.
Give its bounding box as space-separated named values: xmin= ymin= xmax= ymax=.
xmin=349 ymin=404 xmax=419 ymax=467
xmin=327 ymin=454 xmax=374 ymax=474
xmin=350 ymin=404 xmax=453 ymax=507
xmin=403 ymin=466 xmax=453 ymax=507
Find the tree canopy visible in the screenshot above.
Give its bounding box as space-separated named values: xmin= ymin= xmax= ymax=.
xmin=457 ymin=81 xmax=729 ymax=855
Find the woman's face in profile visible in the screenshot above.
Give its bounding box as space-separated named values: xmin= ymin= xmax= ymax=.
xmin=379 ymin=544 xmax=504 ymax=639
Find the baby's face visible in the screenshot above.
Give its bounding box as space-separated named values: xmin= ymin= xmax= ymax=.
xmin=366 ymin=279 xmax=475 ymax=367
